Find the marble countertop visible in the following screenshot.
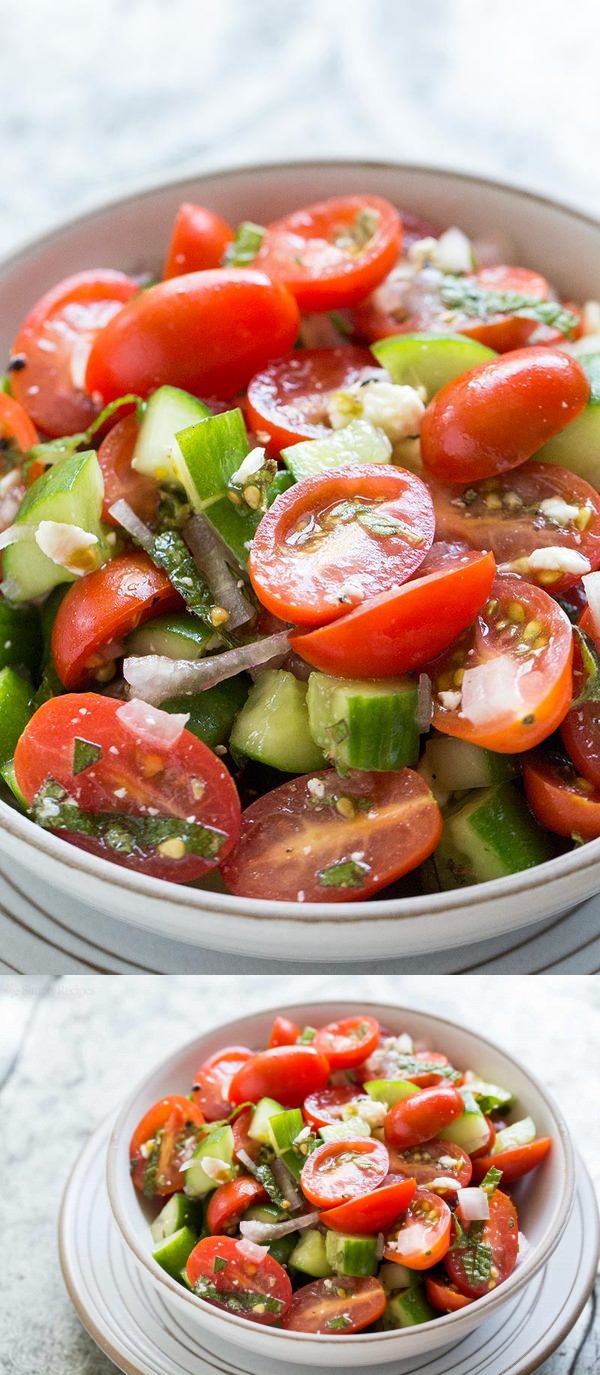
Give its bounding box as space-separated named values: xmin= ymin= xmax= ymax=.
xmin=0 ymin=974 xmax=598 ymax=1373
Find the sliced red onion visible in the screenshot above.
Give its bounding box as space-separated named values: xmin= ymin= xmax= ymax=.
xmin=281 ymin=651 xmax=313 ymax=682
xmin=583 ymin=571 xmax=600 ymax=640
xmin=416 ymin=674 xmax=432 ymax=731
xmin=239 ymin=1212 xmax=320 ymax=1243
xmin=184 ymin=514 xmax=255 ymax=629
xmin=0 ymin=522 xmax=34 ymax=551
xmin=271 ymin=1156 xmax=303 ymax=1211
xmin=108 ymin=499 xmax=153 ymax=553
xmin=376 ymin=1233 xmax=386 ymax=1261
xmin=515 ymin=1231 xmax=532 ymax=1268
xmin=235 ymin=1148 xmax=261 ymax=1181
xmin=429 ymin=1176 xmax=463 ymax=1193
xmin=236 ymin=1238 xmax=270 ymax=1263
xmin=458 ymin=1188 xmax=490 ymax=1223
xmin=116 ymin=698 xmax=189 ymax=748
xmin=123 ymin=631 xmax=291 ymax=705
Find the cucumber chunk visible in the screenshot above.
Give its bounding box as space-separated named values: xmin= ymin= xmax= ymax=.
xmin=289 ymin=1229 xmax=333 ymax=1278
xmin=3 ymin=450 xmax=108 ymax=602
xmin=325 ymin=1230 xmax=379 ymax=1277
xmin=382 ymin=1284 xmax=436 ymax=1328
xmin=163 ymin=678 xmax=249 ymax=750
xmin=183 ymin=1125 xmax=236 ymax=1198
xmin=364 ymin=1079 xmax=420 ymax=1108
xmin=0 ymin=757 xmax=27 ymax=809
xmin=438 ymin=1089 xmax=490 ymax=1155
xmin=132 ymin=385 xmax=211 ymax=482
xmin=230 ymin=669 xmax=326 ymax=773
xmin=281 ymin=419 xmax=392 ymax=480
xmin=267 ymin=1107 xmax=305 ymax=1157
xmin=379 ymin=1260 xmax=414 ymax=1292
xmin=307 ymin=672 xmax=420 ymax=771
xmin=152 ymin=1225 xmax=198 ymax=1279
xmin=492 ymin=1116 xmax=536 ymax=1154
xmin=463 ymin=1072 xmax=514 ymax=1114
xmin=0 ymin=667 xmax=32 ymax=767
xmin=150 ymin=1192 xmax=204 ymax=1244
xmin=126 ymin=613 xmax=217 ymax=660
xmin=242 ymin=1202 xmax=287 ymax=1224
xmin=0 ymin=602 xmax=42 ymax=674
xmin=180 ymin=1266 xmax=193 ymax=1290
xmin=433 ymin=782 xmax=556 ymax=888
xmin=537 ymin=353 xmax=600 ymax=488
xmin=268 ymin=1231 xmax=300 ymax=1266
xmin=248 ymin=1097 xmax=284 ymax=1144
xmin=320 ymin=1117 xmax=372 ymax=1142
xmin=372 ymin=332 xmax=496 ymax=400
xmin=422 ymin=735 xmax=519 ymax=793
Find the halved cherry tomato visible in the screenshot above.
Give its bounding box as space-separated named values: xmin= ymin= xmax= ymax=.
xmin=268 ymin=1015 xmax=301 ymax=1049
xmin=97 ymin=413 xmax=158 ymax=526
xmin=405 ymin=1050 xmax=453 ymax=1088
xmin=322 ymin=1177 xmax=416 ymax=1234
xmin=163 ymin=203 xmax=234 ymax=278
xmin=303 ymin=1085 xmax=366 ymax=1128
xmin=313 ymin=1016 xmax=380 ymax=1071
xmin=228 ymin=1045 xmax=330 ymax=1109
xmin=0 ymin=392 xmax=39 ymax=453
xmin=445 ymin=1188 xmax=518 ymax=1297
xmin=350 ymin=212 xmax=442 ymax=341
xmin=524 ymin=750 xmax=600 ymax=839
xmin=430 ymin=574 xmax=573 ymax=753
xmin=282 ymin=1274 xmax=386 ymax=1334
xmin=221 ymin=768 xmax=442 ymax=903
xmin=206 ymin=1176 xmax=267 ymax=1234
xmin=431 ymin=462 xmax=600 ymax=595
xmin=560 ymin=617 xmax=600 ymax=789
xmin=85 ymin=269 xmax=300 ymax=402
xmin=291 ymin=548 xmax=495 ymax=678
xmin=245 ymin=346 xmax=373 ymax=450
xmin=10 ymin=269 xmax=139 ymax=436
xmin=425 ymin=1274 xmax=473 ymax=1313
xmin=384 ymin=1187 xmax=452 ymax=1269
xmin=249 ymin=465 xmax=434 ymax=627
xmin=388 ymin=1138 xmax=472 ymax=1190
xmin=51 ymin=551 xmax=182 ymax=689
xmin=470 ymin=1117 xmax=496 ymax=1160
xmin=186 ymin=1236 xmax=292 ymax=1325
xmin=255 ymin=195 xmax=402 ymax=312
xmin=13 ymin=693 xmax=240 ymax=882
xmin=445 ymin=266 xmax=556 ymax=353
xmin=472 ymin=1137 xmax=551 ymax=1184
xmin=192 ymin=1046 xmax=253 ymax=1121
xmin=232 ymin=1106 xmax=260 ymax=1162
xmin=301 ymin=1138 xmax=389 ymax=1208
xmin=129 ymin=1094 xmax=205 ymax=1195
xmin=421 ymin=348 xmax=589 ymax=485
xmin=384 ymin=1085 xmax=464 ymax=1151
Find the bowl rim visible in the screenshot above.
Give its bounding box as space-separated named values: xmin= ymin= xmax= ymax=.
xmin=105 ymin=996 xmax=575 ymax=1350
xmin=2 ymin=153 xmax=600 ymax=923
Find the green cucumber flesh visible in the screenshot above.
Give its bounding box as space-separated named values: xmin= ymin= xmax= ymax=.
xmin=0 ymin=758 xmax=27 ymax=808
xmin=152 ymin=1225 xmax=198 ymax=1279
xmin=0 ymin=667 xmax=32 ymax=767
xmin=126 ymin=614 xmax=218 ymax=660
xmin=183 ymin=1124 xmax=235 ymax=1198
xmin=248 ymin=1096 xmax=284 ymax=1144
xmin=242 ymin=1203 xmax=287 ymax=1223
xmin=289 ymin=1228 xmax=333 ymax=1278
xmin=132 ymin=385 xmax=211 ymax=482
xmin=266 ymin=1107 xmax=304 ymax=1156
xmin=372 ymin=332 xmax=496 ymax=400
xmin=463 ymin=1073 xmax=513 ymax=1113
xmin=325 ymin=1230 xmax=378 ymax=1277
xmin=307 ymin=672 xmax=420 ymax=771
xmin=150 ymin=1193 xmax=203 ymax=1244
xmin=0 ymin=602 xmax=42 ymax=674
xmin=438 ymin=1089 xmax=489 ymax=1155
xmin=492 ymin=1116 xmax=536 ymax=1154
xmin=378 ymin=1260 xmax=414 ymax=1292
xmin=268 ymin=1231 xmax=300 ymax=1266
xmin=364 ymin=1079 xmax=420 ymax=1107
xmin=230 ymin=669 xmax=326 ymax=773
xmin=179 ymin=1266 xmax=193 ymax=1290
xmin=536 ymin=353 xmax=600 ymax=488
xmin=433 ymin=782 xmax=556 ymax=888
xmin=382 ymin=1285 xmax=436 ymax=1328
xmin=162 ymin=677 xmax=249 ymax=750
xmin=282 ymin=418 xmax=391 ymax=481
xmin=3 ymin=450 xmax=107 ymax=602
xmin=423 ymin=736 xmax=519 ymax=793
xmin=319 ymin=1117 xmax=372 ymax=1142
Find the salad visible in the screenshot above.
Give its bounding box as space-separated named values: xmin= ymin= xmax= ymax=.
xmin=129 ymin=1010 xmax=551 ymax=1335
xmin=1 ymin=191 xmax=600 ymax=902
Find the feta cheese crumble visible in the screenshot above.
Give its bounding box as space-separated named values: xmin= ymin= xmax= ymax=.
xmin=34 ymin=521 xmax=98 ymax=575
xmin=327 ymin=380 xmax=425 ymax=443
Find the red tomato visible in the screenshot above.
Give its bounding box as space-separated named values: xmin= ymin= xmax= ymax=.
xmin=282 ymin=1275 xmax=386 ymax=1334
xmin=9 ymin=270 xmax=139 ymax=436
xmin=384 ymin=1085 xmax=464 ymax=1151
xmin=313 ymin=1016 xmax=380 ymax=1071
xmin=322 ymin=1177 xmax=417 ymax=1234
xmin=163 ymin=203 xmax=234 ymax=278
xmin=129 ymin=1095 xmax=205 ymax=1195
xmin=255 ymin=195 xmax=401 ymax=312
xmin=51 ymin=552 xmax=182 ymax=689
xmin=385 ymin=1187 xmax=452 ymax=1269
xmin=301 ymin=1138 xmax=389 ymax=1208
xmin=448 ymin=266 xmax=556 ymax=352
xmin=249 ymin=465 xmax=434 ymax=627
xmin=560 ymin=617 xmax=600 ymax=789
xmin=524 ymin=750 xmax=600 ymax=839
xmin=303 ymin=1085 xmax=366 ymax=1128
xmin=232 ymin=1106 xmax=260 ymax=1162
xmin=221 ymin=768 xmax=442 ymax=903
xmin=206 ymin=1176 xmax=267 ymax=1234
xmin=192 ymin=1047 xmax=253 ymax=1121
xmin=228 ymin=1045 xmax=330 ymax=1108
xmin=350 ymin=211 xmax=442 ymax=340
xmin=425 ymin=1274 xmax=473 ymax=1313
xmin=85 ymin=269 xmax=300 ymax=403
xmin=186 ymin=1236 xmax=292 ymax=1325
xmin=291 ymin=549 xmax=495 ymax=678
xmin=97 ymin=413 xmax=158 ymax=526
xmin=445 ymin=1189 xmax=518 ymax=1297
xmin=430 ymin=574 xmax=573 ymax=753
xmin=388 ymin=1139 xmax=472 ymax=1190
xmin=431 ymin=462 xmax=600 ymax=595
xmin=0 ymin=392 xmax=39 ymax=452
xmin=351 ymin=264 xmax=553 ymax=350
xmin=472 ymin=1137 xmax=551 ymax=1184
xmin=245 ymin=346 xmax=373 ymax=450
xmin=405 ymin=1050 xmax=453 ymax=1088
xmin=421 ymin=348 xmax=589 ymax=485
xmin=267 ymin=1015 xmax=301 ymax=1049
xmin=13 ymin=693 xmax=240 ymax=882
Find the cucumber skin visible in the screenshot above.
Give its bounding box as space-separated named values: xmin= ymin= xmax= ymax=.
xmin=132 ymin=385 xmax=210 ymax=481
xmin=163 ymin=677 xmax=249 ymax=750
xmin=183 ymin=1125 xmax=235 ymax=1199
xmin=325 ymin=1230 xmax=379 ymax=1277
xmin=0 ymin=668 xmax=32 ymax=768
xmin=230 ymin=670 xmax=326 ymax=773
xmin=152 ymin=1224 xmax=198 ymax=1279
xmin=0 ymin=603 xmax=42 ymax=675
xmin=435 ymin=782 xmax=556 ymax=888
xmin=382 ymin=1285 xmax=436 ymax=1328
xmin=307 ymin=672 xmax=420 ymax=772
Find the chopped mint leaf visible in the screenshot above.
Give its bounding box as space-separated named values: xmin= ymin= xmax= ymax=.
xmin=571 ymin=627 xmax=600 ymax=706
xmin=25 ymin=395 xmax=144 ymax=472
xmin=143 ymin=1140 xmax=160 ymax=1199
xmin=72 ymin=738 xmax=103 ymax=775
xmin=326 ymin=1314 xmax=352 ymax=1331
xmin=213 ymin=1257 xmax=228 ymax=1273
xmin=325 ymin=499 xmax=424 ymax=546
xmin=151 ymin=530 xmax=215 ymax=624
xmin=224 ymin=221 xmax=266 ymax=267
xmin=439 ymin=277 xmax=578 ymax=339
xmin=31 ymin=778 xmax=227 ymax=861
xmin=480 ymin=1166 xmax=503 ymax=1198
xmin=298 ymin=1025 xmax=317 ymax=1044
xmin=450 ymin=1217 xmax=493 ymax=1286
xmin=193 ymin=1275 xmax=284 ymax=1314
xmin=318 ymin=858 xmax=371 ymax=889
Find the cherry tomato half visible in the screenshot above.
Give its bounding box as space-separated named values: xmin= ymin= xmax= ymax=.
xmin=322 ymin=1177 xmax=417 ymax=1234
xmin=129 ymin=1094 xmax=205 ymax=1195
xmin=206 ymin=1176 xmax=267 ymax=1234
xmin=97 ymin=413 xmax=159 ymax=526
xmin=228 ymin=1045 xmax=331 ymax=1108
xmin=192 ymin=1046 xmax=253 ymax=1120
xmin=445 ymin=1188 xmax=518 ymax=1297
xmin=267 ymin=1015 xmax=301 ymax=1049
xmin=523 ymin=751 xmax=600 ymax=839
xmin=384 ymin=1187 xmax=452 ymax=1269
xmin=13 ymin=693 xmax=241 ymax=883
xmin=421 ymin=348 xmax=589 ymax=484
xmin=560 ymin=617 xmax=600 ymax=790
xmin=291 ymin=549 xmax=495 ymax=678
xmin=245 ymin=346 xmax=373 ymax=451
xmin=303 ymin=1085 xmax=366 ymax=1128
xmin=404 ymin=1050 xmax=453 ymax=1088
xmin=85 ymin=269 xmax=300 ymax=402
xmin=313 ymin=1016 xmax=380 ymax=1071
xmin=163 ymin=203 xmax=234 ymax=278
xmin=186 ymin=1236 xmax=292 ymax=1325
xmin=384 ymin=1085 xmax=464 ymax=1151
xmin=388 ymin=1138 xmax=472 ymax=1190
xmin=282 ymin=1275 xmax=386 ymax=1334
xmin=0 ymin=392 xmax=39 ymax=453
xmin=220 ymin=768 xmax=442 ymax=903
xmin=255 ymin=195 xmax=402 ymax=312
xmin=301 ymin=1138 xmax=389 ymax=1208
xmin=472 ymin=1137 xmax=551 ymax=1184
xmin=425 ymin=1274 xmax=473 ymax=1313
xmin=10 ymin=269 xmax=139 ymax=436
xmin=249 ymin=465 xmax=434 ymax=627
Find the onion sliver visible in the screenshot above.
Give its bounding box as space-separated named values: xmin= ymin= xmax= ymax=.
xmin=123 ymin=631 xmax=291 ymax=705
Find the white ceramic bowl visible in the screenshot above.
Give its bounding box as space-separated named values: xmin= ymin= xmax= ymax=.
xmin=2 ymin=159 xmax=600 ymax=962
xmin=106 ymin=998 xmax=575 ymax=1368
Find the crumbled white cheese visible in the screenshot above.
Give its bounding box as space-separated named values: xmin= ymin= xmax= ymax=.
xmin=362 ymin=1033 xmax=414 ymax=1080
xmin=293 ymin=1125 xmax=312 ymax=1145
xmin=307 ymin=778 xmax=326 ymax=800
xmin=407 ymin=236 xmax=439 ymax=269
xmin=187 ymin=1155 xmax=232 ymax=1184
xmin=327 ymin=380 xmax=425 ymax=443
xmin=526 ymin=546 xmax=591 ymax=575
xmin=409 ymin=227 xmax=473 ymax=275
xmin=582 ymin=301 xmax=600 ymax=335
xmin=538 ymin=497 xmax=580 ymax=526
xmin=34 ymin=521 xmax=98 ymax=575
xmin=342 ymin=1096 xmax=387 ymax=1129
xmin=438 ymin=689 xmax=462 ymax=710
xmin=229 ymin=447 xmax=266 ymax=486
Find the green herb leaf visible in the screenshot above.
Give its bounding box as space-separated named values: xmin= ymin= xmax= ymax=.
xmin=213 ymin=1257 xmax=229 ymax=1273
xmin=439 ymin=277 xmax=578 ymax=340
xmin=326 ymin=1315 xmax=352 ymax=1331
xmin=227 ymin=454 xmax=277 ymax=514
xmin=480 ymin=1166 xmax=503 ymax=1199
xmin=150 ymin=530 xmax=221 ymax=630
xmin=25 ymin=394 xmax=144 ymax=473
xmin=193 ymin=1276 xmax=284 ymax=1314
xmin=143 ymin=1141 xmax=160 ymax=1199
xmin=571 ymin=626 xmax=600 ymax=706
xmin=298 ymin=1026 xmax=316 ymax=1044
xmin=450 ymin=1217 xmax=493 ymax=1285
xmin=72 ymin=738 xmax=103 ymax=775
xmin=31 ymin=778 xmax=227 ymax=861
xmin=318 ymin=858 xmax=371 ymax=889
xmin=224 ymin=221 xmax=266 ymax=267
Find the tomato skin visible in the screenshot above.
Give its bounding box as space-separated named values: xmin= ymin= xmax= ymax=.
xmin=425 ymin=1274 xmax=473 ymax=1313
xmin=245 ymin=346 xmax=374 ymax=451
xmin=472 ymin=1137 xmax=551 ymax=1184
xmin=206 ymin=1176 xmax=267 ymax=1234
xmin=129 ymin=1095 xmax=205 ymax=1194
xmin=301 ymin=1138 xmax=389 ymax=1208
xmin=384 ymin=1085 xmax=464 ymax=1151
xmin=249 ymin=465 xmax=434 ymax=627
xmin=256 ymin=195 xmax=402 ymax=312
xmin=282 ymin=1274 xmax=386 ymax=1334
xmin=228 ymin=1045 xmax=331 ymax=1109
xmin=85 ymin=269 xmax=300 ymax=403
xmin=10 ymin=270 xmax=139 ymax=436
xmin=267 ymin=1015 xmax=301 ymax=1049
xmin=163 ymin=203 xmax=234 ymax=278
xmin=186 ymin=1236 xmax=292 ymax=1325
xmin=455 ymin=267 xmax=554 ymax=353
xmin=524 ymin=752 xmax=600 ymax=838
xmin=421 ymin=348 xmax=589 ymax=484
xmin=388 ymin=1139 xmax=472 ymax=1190
xmin=384 ymin=1187 xmax=452 ymax=1270
xmin=405 ymin=1050 xmax=452 ymax=1088
xmin=291 ymin=550 xmax=495 ymax=678
xmin=232 ymin=1107 xmax=260 ymax=1162
xmin=445 ymin=1188 xmax=518 ymax=1297
xmin=313 ymin=1015 xmax=380 ymax=1071
xmin=560 ymin=617 xmax=600 ymax=789
xmin=470 ymin=1117 xmax=496 ymax=1160
xmin=0 ymin=392 xmax=39 ymax=452
xmin=97 ymin=413 xmax=158 ymax=526
xmin=51 ymin=551 xmax=182 ymax=689
xmin=322 ymin=1177 xmax=417 ymax=1234
xmin=303 ymin=1085 xmax=365 ymax=1128
xmin=192 ymin=1047 xmax=253 ymax=1121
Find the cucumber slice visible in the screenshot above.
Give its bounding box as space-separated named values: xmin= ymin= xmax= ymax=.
xmin=268 ymin=1231 xmax=300 ymax=1266
xmin=0 ymin=757 xmax=27 ymax=809
xmin=0 ymin=667 xmax=32 ymax=768
xmin=242 ymin=1203 xmax=287 ymax=1224
xmin=281 ymin=419 xmax=391 ymax=481
xmin=433 ymin=782 xmax=556 ymax=888
xmin=180 ymin=1266 xmax=193 ymax=1290
xmin=325 ymin=1230 xmax=378 ymax=1277
xmin=372 ymin=332 xmax=496 ymax=400
xmin=537 ymin=353 xmax=600 ymax=488
xmin=378 ymin=1260 xmax=414 ymax=1293
xmin=183 ymin=1125 xmax=236 ymax=1198
xmin=248 ymin=1097 xmax=284 ymax=1145
xmin=163 ymin=678 xmax=249 ymax=750
xmin=266 ymin=1107 xmax=305 ymax=1157
xmin=132 ymin=385 xmax=211 ymax=482
xmin=126 ymin=613 xmax=217 ymax=660
xmin=423 ymin=736 xmax=519 ymax=793
xmin=289 ymin=1229 xmax=333 ymax=1278
xmin=438 ymin=1089 xmax=490 ymax=1155
xmin=0 ymin=603 xmax=42 ymax=674
xmin=307 ymin=672 xmax=420 ymax=772
xmin=364 ymin=1079 xmax=420 ymax=1108
xmin=492 ymin=1116 xmax=536 ymax=1155
xmin=3 ymin=450 xmax=108 ymax=602
xmin=382 ymin=1284 xmax=435 ymax=1328
xmin=150 ymin=1193 xmax=204 ymax=1244
xmin=320 ymin=1117 xmax=372 ymax=1143
xmin=463 ymin=1072 xmax=514 ymax=1113
xmin=230 ymin=669 xmax=326 ymax=773
xmin=152 ymin=1225 xmax=198 ymax=1279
